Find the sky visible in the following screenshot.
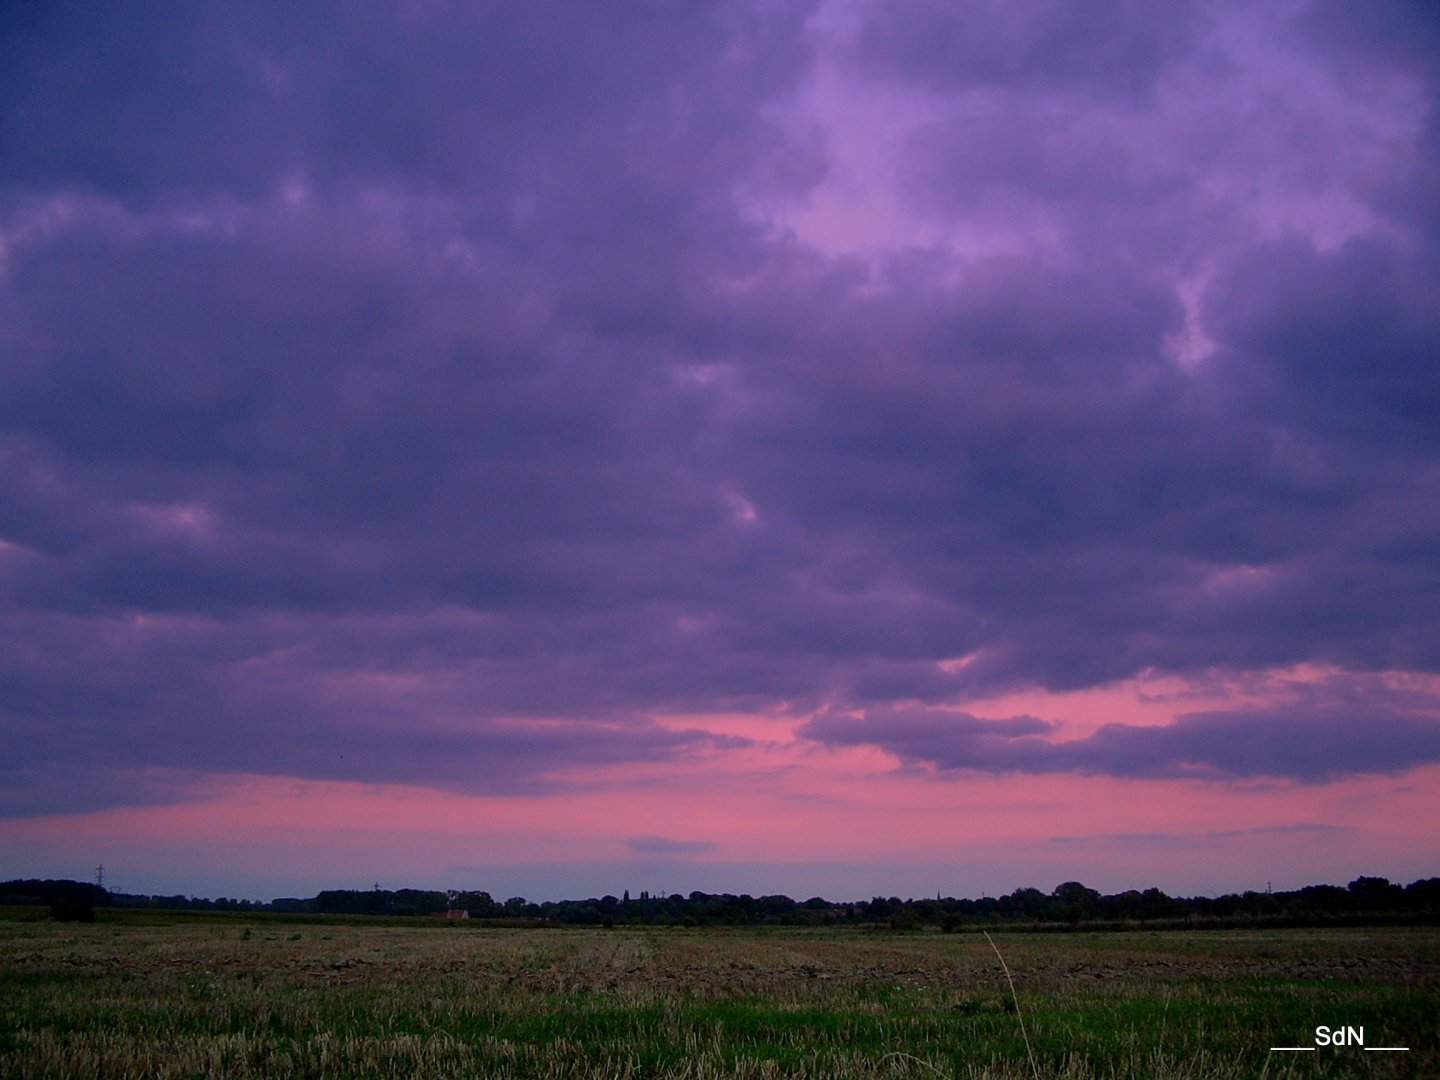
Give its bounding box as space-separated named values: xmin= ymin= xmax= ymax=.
xmin=2 ymin=0 xmax=1438 ymax=903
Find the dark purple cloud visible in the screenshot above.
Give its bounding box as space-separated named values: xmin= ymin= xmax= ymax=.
xmin=1303 ymin=0 xmax=1440 ymax=82
xmin=851 ymin=0 xmax=1197 ymax=103
xmin=0 ymin=606 xmax=752 ymax=816
xmin=0 ymin=1 xmax=817 ymax=205
xmin=801 ymin=683 xmax=1440 ymax=782
xmin=3 ymin=0 xmax=1439 ymax=814
xmin=1205 ymin=236 xmax=1440 ymax=439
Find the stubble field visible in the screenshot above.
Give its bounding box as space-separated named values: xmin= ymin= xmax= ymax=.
xmin=1 ymin=916 xmax=1435 ymax=1078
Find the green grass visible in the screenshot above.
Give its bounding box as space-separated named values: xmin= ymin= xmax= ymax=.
xmin=1 ymin=921 xmax=1434 ymax=1077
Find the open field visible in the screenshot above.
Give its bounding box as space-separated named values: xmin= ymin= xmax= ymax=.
xmin=2 ymin=918 xmax=1435 ymax=1078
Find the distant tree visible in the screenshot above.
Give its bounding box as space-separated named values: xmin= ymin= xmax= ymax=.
xmin=867 ymin=896 xmax=901 ymax=920
xmin=1290 ymin=884 xmax=1349 ymax=916
xmin=1100 ymin=890 xmax=1147 ymax=920
xmin=1006 ymin=887 xmax=1050 ymax=919
xmin=1404 ymin=877 xmax=1440 ymax=910
xmin=890 ymin=906 xmax=920 ymax=931
xmin=455 ymin=890 xmax=498 ymax=917
xmin=0 ymin=879 xmax=110 ymax=917
xmin=1140 ymin=887 xmax=1184 ymax=920
xmin=1052 ymin=881 xmax=1100 ymax=922
xmin=1347 ymin=876 xmax=1403 ymax=911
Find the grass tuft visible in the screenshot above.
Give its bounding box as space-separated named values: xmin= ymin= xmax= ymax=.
xmin=983 ymin=930 xmax=1040 ymax=1080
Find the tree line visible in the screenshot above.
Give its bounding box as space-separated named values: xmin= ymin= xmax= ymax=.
xmin=5 ymin=875 xmax=1439 ymax=928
